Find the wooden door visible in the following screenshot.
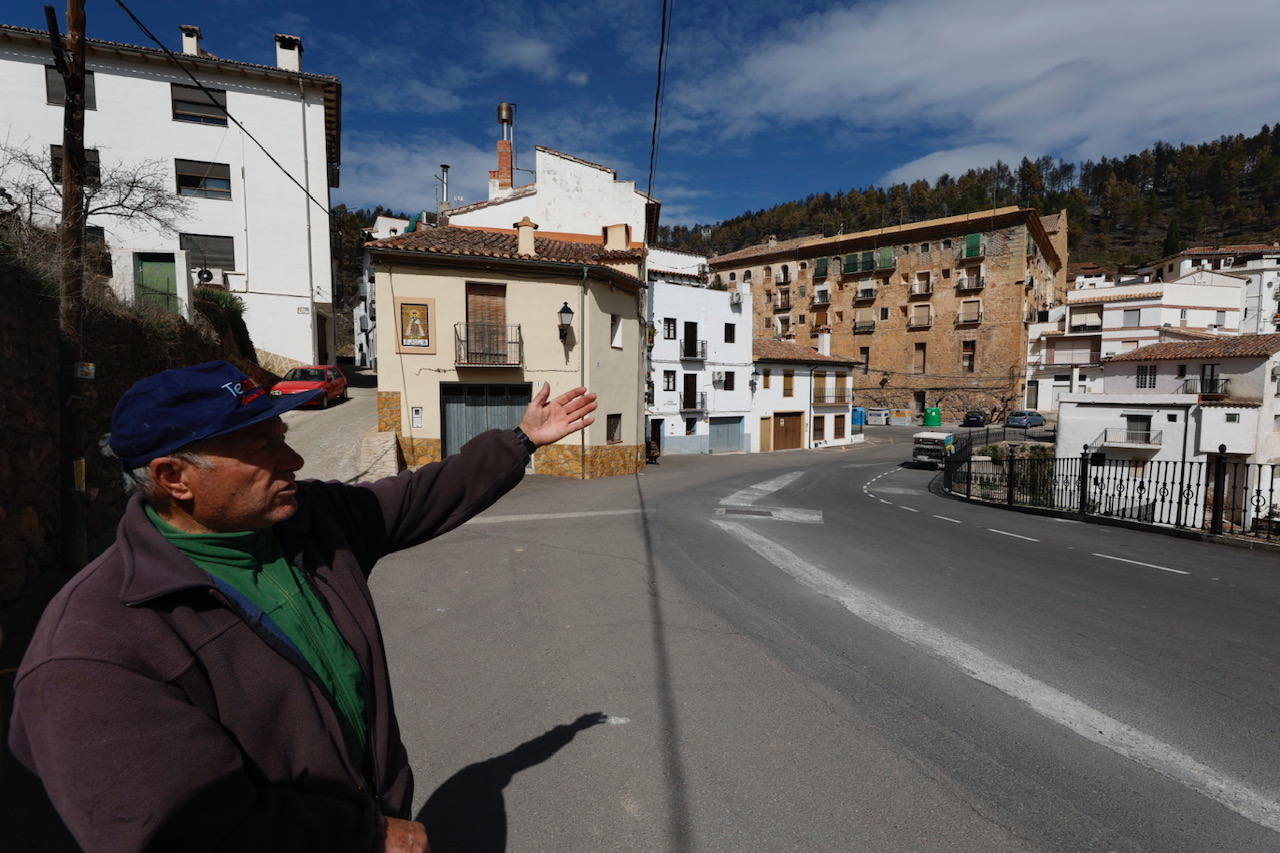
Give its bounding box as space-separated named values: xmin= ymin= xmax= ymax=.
xmin=773 ymin=411 xmax=803 ymax=450
xmin=759 ymin=417 xmax=773 ymax=452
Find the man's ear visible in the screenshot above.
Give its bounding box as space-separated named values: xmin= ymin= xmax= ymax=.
xmin=150 ymin=456 xmax=197 ymax=502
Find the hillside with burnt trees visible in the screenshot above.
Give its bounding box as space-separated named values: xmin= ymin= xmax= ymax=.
xmin=658 ymin=123 xmax=1280 ymax=268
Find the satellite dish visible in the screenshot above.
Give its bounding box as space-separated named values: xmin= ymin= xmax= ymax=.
xmin=197 ymin=268 xmax=214 ymax=283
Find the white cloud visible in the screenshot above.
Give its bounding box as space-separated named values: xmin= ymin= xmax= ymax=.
xmin=881 ymin=143 xmax=1026 ymax=185
xmin=335 ymin=132 xmax=497 ymax=212
xmin=565 ymin=70 xmax=590 ymax=86
xmin=483 ymin=32 xmax=561 ymax=80
xmin=674 ymin=0 xmax=1280 ymax=181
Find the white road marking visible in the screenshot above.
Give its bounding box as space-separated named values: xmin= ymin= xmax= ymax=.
xmin=469 ymin=509 xmax=640 ymax=524
xmin=713 ymin=506 xmax=824 ymax=524
xmin=988 ymin=529 xmax=1039 ymax=542
xmin=933 ymin=515 xmax=961 ymax=523
xmin=605 ymin=716 xmax=631 ymax=725
xmin=721 ymin=471 xmax=805 ymax=507
xmin=1092 ymin=553 xmax=1190 ymax=576
xmin=899 ymin=505 xmax=920 ymax=513
xmin=879 ymin=499 xmax=892 ymax=505
xmin=710 ymin=520 xmax=1280 ymax=834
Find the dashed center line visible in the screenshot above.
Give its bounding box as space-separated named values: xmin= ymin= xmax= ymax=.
xmin=1093 ymin=553 xmax=1189 ymax=576
xmin=933 ymin=515 xmax=961 ymax=523
xmin=899 ymin=505 xmax=919 ymax=512
xmin=988 ymin=528 xmax=1039 ymax=542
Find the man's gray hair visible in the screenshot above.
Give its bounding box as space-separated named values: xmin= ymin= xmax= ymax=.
xmin=123 ymin=447 xmax=214 ymax=498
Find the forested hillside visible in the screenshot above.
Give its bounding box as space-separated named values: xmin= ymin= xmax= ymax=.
xmin=658 ymin=123 xmax=1280 ymax=268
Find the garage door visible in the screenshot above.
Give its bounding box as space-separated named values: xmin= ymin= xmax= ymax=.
xmin=708 ymin=416 xmax=744 ymax=453
xmin=442 ymin=383 xmax=532 ymax=457
xmin=772 ymin=411 xmax=804 ymax=450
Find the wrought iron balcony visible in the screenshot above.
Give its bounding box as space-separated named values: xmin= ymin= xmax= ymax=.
xmin=853 ymin=320 xmax=876 ymax=333
xmin=907 ymin=314 xmax=933 ymax=328
xmin=812 ymin=390 xmax=854 ymax=405
xmin=854 ymin=287 xmax=877 ymax=300
xmin=680 ymin=391 xmax=707 ymax=411
xmin=1068 ymin=323 xmax=1103 ymax=333
xmin=773 ymin=296 xmax=792 ymax=312
xmin=956 ymin=276 xmax=985 ymax=291
xmin=454 ymin=322 xmax=523 ymax=366
xmin=1099 ymin=428 xmax=1163 ymax=448
xmin=811 ymin=289 xmax=831 ymax=306
xmin=680 ymin=339 xmax=708 ymax=360
xmin=909 ymin=282 xmax=933 ymax=296
xmin=1044 ymin=351 xmax=1101 ymax=366
xmin=955 ymin=311 xmax=982 ymax=324
xmin=1180 ymin=377 xmax=1230 ymax=397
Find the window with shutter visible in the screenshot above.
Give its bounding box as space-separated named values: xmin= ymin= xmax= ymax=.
xmin=171 ymin=83 xmax=228 ymax=125
xmin=878 ymin=247 xmax=894 ymax=268
xmin=815 ymin=257 xmax=828 ymax=277
xmin=965 ymin=233 xmax=982 ymax=258
xmin=861 ymin=251 xmax=874 ymax=271
xmin=842 ymin=254 xmax=858 ymax=274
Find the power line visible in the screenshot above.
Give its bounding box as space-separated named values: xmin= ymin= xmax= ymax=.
xmin=111 ymin=0 xmax=328 ymax=214
xmin=645 ymin=0 xmax=673 ymax=203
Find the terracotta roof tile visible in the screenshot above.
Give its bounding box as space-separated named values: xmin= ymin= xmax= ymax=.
xmin=1066 ymin=290 xmax=1161 ymax=305
xmin=1105 ymin=334 xmax=1280 ymax=362
xmin=365 ymin=225 xmax=644 ymax=268
xmin=444 ymin=185 xmax=537 ymax=215
xmin=753 ymin=338 xmax=859 ymax=366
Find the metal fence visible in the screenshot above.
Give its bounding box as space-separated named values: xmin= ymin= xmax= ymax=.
xmin=951 ymin=424 xmax=1057 ymax=452
xmin=943 ymin=446 xmax=1280 ymax=543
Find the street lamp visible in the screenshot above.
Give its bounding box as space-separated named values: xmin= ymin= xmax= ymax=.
xmin=557 ymin=302 xmax=574 ymax=342
xmin=749 ymin=368 xmax=761 ymax=392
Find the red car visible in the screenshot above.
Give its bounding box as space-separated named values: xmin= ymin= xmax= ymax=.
xmin=270 ymin=365 xmax=348 ymax=408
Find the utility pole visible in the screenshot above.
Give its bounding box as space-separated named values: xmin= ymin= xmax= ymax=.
xmin=46 ymin=0 xmax=89 ymax=570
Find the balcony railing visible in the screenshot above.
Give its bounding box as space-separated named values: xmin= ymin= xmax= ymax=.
xmin=811 ymin=290 xmax=831 ymax=306
xmin=1180 ymin=377 xmax=1230 ymax=396
xmin=854 ymin=286 xmax=877 ymax=300
xmin=908 ymin=314 xmax=933 ymax=328
xmin=680 ymin=339 xmax=708 ymax=360
xmin=1069 ymin=323 xmax=1103 ymax=333
xmin=773 ymin=296 xmax=791 ymax=312
xmin=1099 ymin=428 xmax=1163 ymax=447
xmin=955 ymin=311 xmax=982 ymax=324
xmin=1044 ymin=351 xmax=1101 ymax=366
xmin=454 ymin=322 xmax=524 ymax=366
xmin=680 ymin=391 xmax=707 ymax=411
xmin=909 ymin=282 xmax=933 ymax=296
xmin=853 ymin=320 xmax=876 ymax=332
xmin=956 ymin=242 xmax=986 ymax=261
xmin=812 ymin=390 xmax=854 ymax=405
xmin=956 ymin=276 xmax=985 ymax=291
xmin=773 ymin=273 xmax=790 ymax=285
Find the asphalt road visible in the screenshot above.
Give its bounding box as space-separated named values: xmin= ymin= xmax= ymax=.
xmin=373 ymin=427 xmax=1280 ymax=851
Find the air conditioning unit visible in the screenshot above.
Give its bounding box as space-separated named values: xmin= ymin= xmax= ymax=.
xmin=729 ymin=292 xmax=743 ymax=305
xmin=194 ymin=267 xmax=224 ymax=285
xmin=712 ymin=371 xmax=725 ymax=382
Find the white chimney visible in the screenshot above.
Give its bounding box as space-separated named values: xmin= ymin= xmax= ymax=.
xmin=274 ymin=34 xmax=303 ymax=72
xmin=817 ymin=330 xmax=831 ymax=355
xmin=603 ymin=223 xmax=630 ymax=252
xmin=179 ymin=24 xmax=202 ymax=56
xmin=515 ymin=216 xmax=538 ymax=256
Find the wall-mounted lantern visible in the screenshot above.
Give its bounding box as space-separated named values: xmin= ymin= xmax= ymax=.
xmin=749 ymin=368 xmax=761 ymax=392
xmin=558 ymin=302 xmax=574 ymax=341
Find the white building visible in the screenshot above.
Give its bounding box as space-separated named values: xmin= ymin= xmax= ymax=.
xmin=646 ymin=247 xmax=754 ymax=453
xmin=1026 ymin=271 xmax=1246 ymax=410
xmin=352 ymin=216 xmax=410 ymax=369
xmin=752 ymin=338 xmax=861 ymax=452
xmin=1149 ymin=244 xmax=1280 ymax=333
xmin=0 ymin=23 xmax=341 ymax=371
xmin=447 ymin=140 xmax=652 ymax=241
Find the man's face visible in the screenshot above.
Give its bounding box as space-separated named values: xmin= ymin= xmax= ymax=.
xmin=172 ymin=417 xmax=306 ymax=531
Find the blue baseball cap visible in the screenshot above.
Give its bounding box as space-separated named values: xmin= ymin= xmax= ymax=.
xmin=109 ymin=360 xmax=321 ymax=469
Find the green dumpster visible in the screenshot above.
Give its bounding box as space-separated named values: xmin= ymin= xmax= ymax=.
xmin=923 ymin=407 xmax=942 ymax=427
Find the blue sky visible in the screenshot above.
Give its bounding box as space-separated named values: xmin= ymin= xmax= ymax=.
xmin=29 ymin=0 xmax=1280 ymax=226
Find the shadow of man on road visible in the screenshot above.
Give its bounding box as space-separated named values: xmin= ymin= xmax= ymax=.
xmin=415 ymin=712 xmax=607 ymax=853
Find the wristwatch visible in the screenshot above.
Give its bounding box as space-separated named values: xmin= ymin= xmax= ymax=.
xmin=512 ymin=427 xmax=538 ymax=455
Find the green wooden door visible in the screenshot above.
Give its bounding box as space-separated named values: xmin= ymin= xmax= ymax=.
xmin=134 ymin=253 xmax=178 ymax=312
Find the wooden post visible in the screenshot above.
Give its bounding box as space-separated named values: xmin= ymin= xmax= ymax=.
xmin=48 ymin=0 xmax=89 ymax=570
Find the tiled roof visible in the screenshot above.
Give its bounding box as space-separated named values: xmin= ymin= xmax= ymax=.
xmin=753 ymin=338 xmax=859 ymax=366
xmin=1181 ymin=244 xmax=1278 ymax=255
xmin=444 ymin=185 xmax=537 ymax=215
xmin=1159 ymin=328 xmax=1219 ymax=340
xmin=365 ymin=225 xmax=645 ymax=267
xmin=1068 ymin=261 xmax=1109 ymax=276
xmin=1066 ymin=290 xmax=1162 ymax=305
xmin=1105 ymin=334 xmax=1280 ymax=362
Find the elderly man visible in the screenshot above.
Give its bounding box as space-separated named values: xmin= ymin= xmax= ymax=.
xmin=9 ymin=361 xmax=596 ymax=852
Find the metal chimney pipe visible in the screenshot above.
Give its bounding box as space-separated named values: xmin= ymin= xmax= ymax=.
xmin=439 ymin=164 xmax=450 ymax=212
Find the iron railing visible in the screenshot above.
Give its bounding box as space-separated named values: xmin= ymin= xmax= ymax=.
xmin=680 ymin=391 xmax=707 ymax=411
xmin=812 ymin=390 xmax=854 ymax=405
xmin=854 ymin=320 xmax=876 ymax=332
xmin=1098 ymin=428 xmax=1162 ymax=446
xmin=944 ymin=444 xmax=1280 ymax=543
xmin=1180 ymin=377 xmax=1230 ymax=396
xmin=956 ymin=276 xmax=985 ymax=291
xmin=811 ymin=290 xmax=831 ymax=306
xmin=854 ymin=287 xmax=877 ymax=300
xmin=909 ymin=282 xmax=933 ymax=296
xmin=680 ymin=339 xmax=708 ymax=360
xmin=455 ymin=322 xmax=524 ymax=365
xmin=1069 ymin=323 xmax=1103 ymax=332
xmin=955 ymin=311 xmax=982 ymax=324
xmin=773 ymin=296 xmax=792 ymax=311
xmin=907 ymin=314 xmax=932 ymax=328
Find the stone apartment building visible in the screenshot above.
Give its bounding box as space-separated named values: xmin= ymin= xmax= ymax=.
xmin=709 ymin=207 xmax=1066 ymax=419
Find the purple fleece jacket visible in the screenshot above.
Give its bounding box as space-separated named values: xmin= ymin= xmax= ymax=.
xmin=9 ymin=429 xmax=528 ymax=852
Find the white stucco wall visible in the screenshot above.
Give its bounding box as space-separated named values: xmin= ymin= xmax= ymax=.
xmin=749 ymin=360 xmax=859 ymax=452
xmin=0 ymin=35 xmax=335 ymax=366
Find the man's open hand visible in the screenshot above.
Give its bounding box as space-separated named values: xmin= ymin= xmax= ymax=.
xmin=519 ymin=384 xmax=597 ymax=447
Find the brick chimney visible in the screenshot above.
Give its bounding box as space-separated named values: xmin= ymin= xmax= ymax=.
xmin=603 ymin=223 xmax=631 ymax=252
xmin=179 ymin=25 xmax=202 ymax=56
xmin=274 ymin=34 xmax=303 ymax=72
xmin=515 ymin=216 xmax=537 ymax=256
xmin=488 ymin=140 xmax=514 ymax=193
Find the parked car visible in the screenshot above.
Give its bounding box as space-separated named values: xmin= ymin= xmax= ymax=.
xmin=1006 ymin=410 xmax=1046 ymax=428
xmin=961 ymin=410 xmax=988 ymax=427
xmin=271 ymin=365 xmax=348 ymax=408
